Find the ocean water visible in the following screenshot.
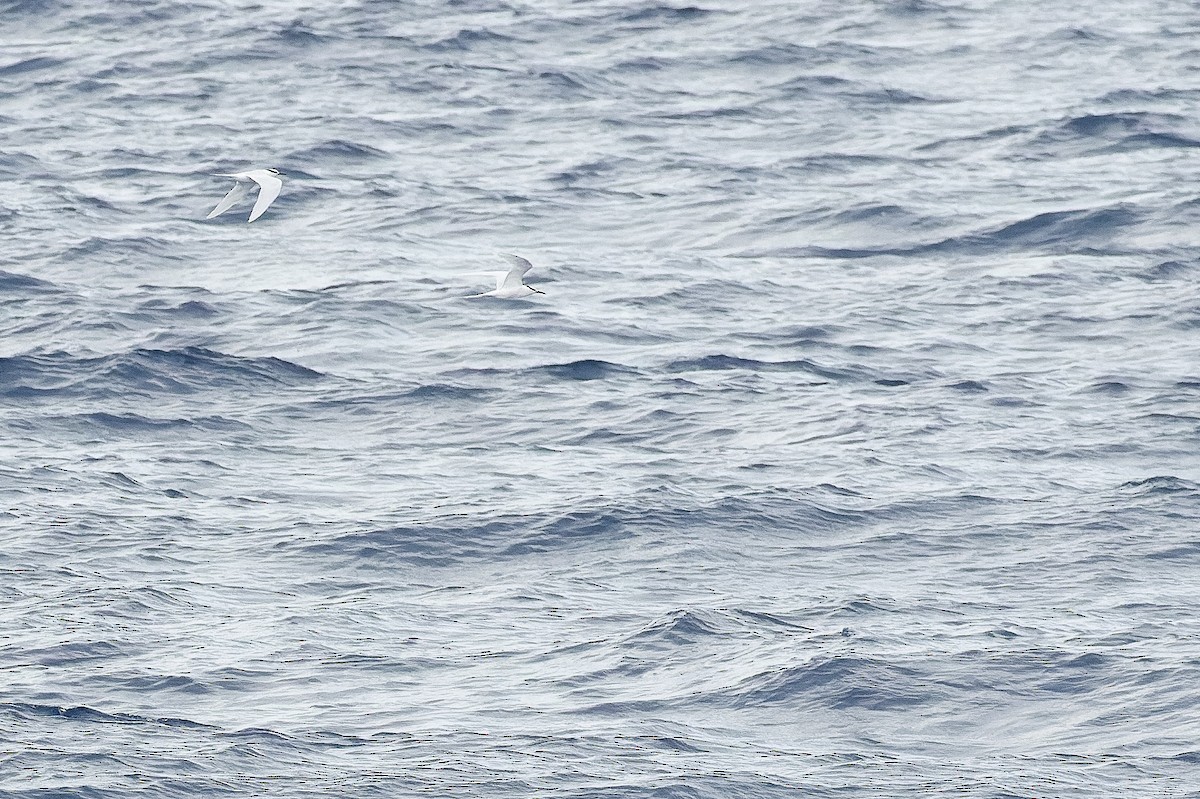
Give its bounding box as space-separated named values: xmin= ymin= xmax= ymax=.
xmin=3 ymin=0 xmax=1200 ymax=795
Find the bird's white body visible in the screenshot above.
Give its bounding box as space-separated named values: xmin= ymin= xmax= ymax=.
xmin=468 ymin=254 xmax=544 ymax=298
xmin=207 ymin=168 xmax=283 ymax=222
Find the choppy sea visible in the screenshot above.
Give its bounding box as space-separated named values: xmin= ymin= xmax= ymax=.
xmin=4 ymin=1 xmax=1200 ymax=796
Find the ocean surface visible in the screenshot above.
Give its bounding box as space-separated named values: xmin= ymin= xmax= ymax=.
xmin=3 ymin=0 xmax=1200 ymax=796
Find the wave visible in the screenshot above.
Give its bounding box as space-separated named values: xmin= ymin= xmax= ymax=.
xmin=0 ymin=701 xmax=214 ymax=730
xmin=1026 ymin=111 xmax=1200 ymax=156
xmin=0 ymin=347 xmax=323 ymax=400
xmin=0 ymin=57 xmax=66 ymax=76
xmin=424 ymin=27 xmax=516 ymax=52
xmin=533 ymin=359 xmax=639 ymax=381
xmin=663 ymin=354 xmax=865 ymax=382
xmin=531 ymin=69 xmax=599 ymax=100
xmin=627 ymin=607 xmax=812 ymax=647
xmin=133 ymin=298 xmax=220 ymax=319
xmin=1117 ymin=475 xmax=1200 ymax=497
xmin=296 ymin=487 xmax=875 ymax=567
xmin=75 ymin=411 xmax=251 ymax=432
xmin=750 ymin=204 xmax=1142 ymax=259
xmin=976 ymin=206 xmax=1141 ymax=250
xmin=400 ymin=383 xmax=494 ymax=402
xmin=921 ymin=111 xmax=1200 ymax=161
xmin=718 ymin=655 xmax=931 ymax=710
xmin=56 ymin=236 xmax=183 ymax=265
xmin=728 ymin=42 xmax=825 ymax=67
xmin=1137 ymin=259 xmax=1197 ymax=282
xmin=0 ymin=269 xmax=60 ymax=293
xmin=273 ymin=19 xmax=334 ymax=46
xmin=441 ymin=359 xmax=641 ymax=384
xmin=620 ymin=5 xmax=713 ymax=24
xmin=287 ymin=139 xmax=390 ymax=164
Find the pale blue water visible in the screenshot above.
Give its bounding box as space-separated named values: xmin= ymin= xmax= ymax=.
xmin=3 ymin=1 xmax=1200 ymax=796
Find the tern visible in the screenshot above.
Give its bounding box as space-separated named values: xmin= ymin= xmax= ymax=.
xmin=206 ymin=168 xmax=283 ymax=222
xmin=467 ymin=254 xmax=545 ymax=298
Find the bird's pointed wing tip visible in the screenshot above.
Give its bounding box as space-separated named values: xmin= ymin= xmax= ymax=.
xmin=246 ymin=173 xmax=283 ymax=221
xmin=498 ymin=253 xmax=534 ymax=274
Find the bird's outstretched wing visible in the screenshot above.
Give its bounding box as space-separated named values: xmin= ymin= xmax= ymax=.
xmin=206 ymin=181 xmax=247 ymax=219
xmin=498 ymin=254 xmax=533 ymax=288
xmin=499 ymin=253 xmax=533 ymax=274
xmin=247 ymin=171 xmax=283 ymax=222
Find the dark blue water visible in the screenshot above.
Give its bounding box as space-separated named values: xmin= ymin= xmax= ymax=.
xmin=3 ymin=1 xmax=1200 ymax=796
